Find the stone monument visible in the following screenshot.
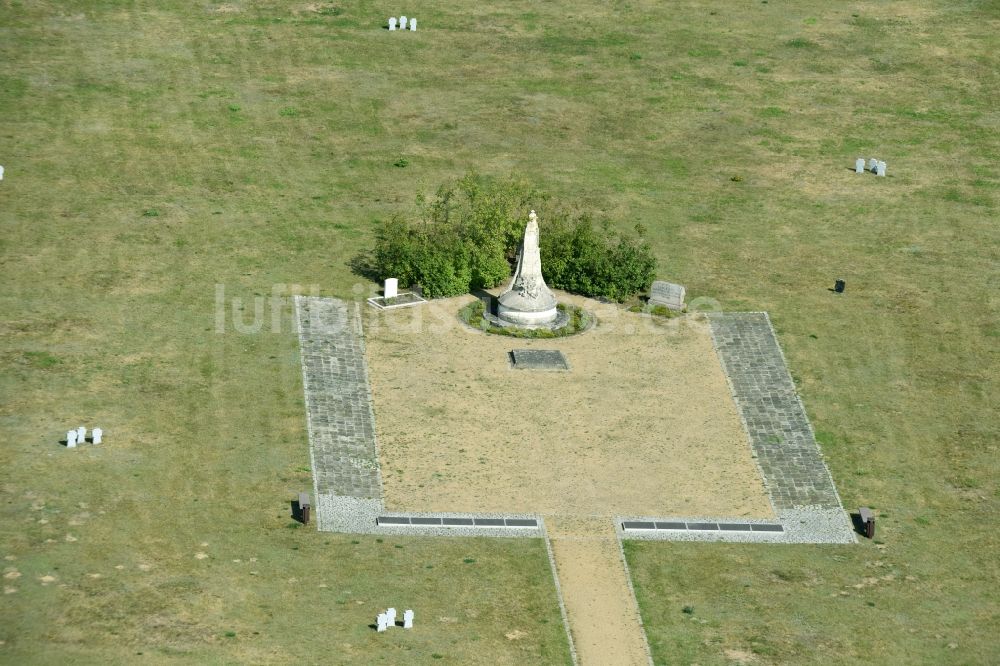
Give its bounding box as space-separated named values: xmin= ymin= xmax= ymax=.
xmin=497 ymin=210 xmax=558 ymax=327
xmin=649 ymin=280 xmax=686 ymax=311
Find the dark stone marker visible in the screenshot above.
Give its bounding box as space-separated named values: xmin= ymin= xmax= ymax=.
xmin=622 ymin=521 xmax=656 ymax=530
xmin=510 ymin=349 xmax=569 ymax=371
xmin=442 ymin=518 xmax=475 ymax=526
xmin=298 ymin=492 xmax=311 ymax=525
xmin=834 ymin=279 xmax=846 ymax=293
xmin=377 ymin=516 xmax=410 ymax=525
xmin=474 ymin=518 xmax=505 ymax=526
xmin=505 ymin=518 xmax=538 ymax=527
xmin=654 ymin=521 xmax=686 ymax=530
xmin=686 ymin=522 xmax=719 ymax=531
xmin=750 ymin=523 xmax=784 ymax=532
xmin=718 ymin=523 xmax=753 ymax=531
xmin=859 ymin=507 xmax=875 ymax=539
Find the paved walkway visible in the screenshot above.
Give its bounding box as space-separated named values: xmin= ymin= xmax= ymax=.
xmin=708 ymin=312 xmax=843 ymax=509
xmin=547 ymin=517 xmax=651 ymax=666
xmin=294 ymin=296 xmax=381 ymax=501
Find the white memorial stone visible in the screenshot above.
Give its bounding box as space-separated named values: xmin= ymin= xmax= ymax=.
xmin=409 ymin=18 xmax=416 ymax=31
xmin=386 ymin=607 xmax=397 ymax=626
xmin=384 ymin=278 xmax=398 ymax=299
xmin=377 ymin=612 xmax=388 ymax=632
xmin=400 ymin=16 xmax=408 ymax=30
xmin=876 ymin=161 xmax=886 ymax=177
xmin=0 ymin=165 xmax=4 ymax=181
xmin=403 ymin=609 xmax=414 ymax=629
xmin=77 ymin=426 xmax=86 ymax=443
xmin=868 ymin=158 xmax=878 ymax=172
xmin=649 ymin=280 xmax=686 ymax=311
xmin=388 ymin=17 xmax=396 ymax=30
xmin=855 ymin=158 xmax=865 ymax=173
xmin=67 ymin=430 xmax=77 ymax=448
xmin=92 ymin=428 xmax=103 ymax=445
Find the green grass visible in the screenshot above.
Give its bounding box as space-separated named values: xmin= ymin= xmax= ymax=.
xmin=1 ymin=0 xmax=998 ymax=663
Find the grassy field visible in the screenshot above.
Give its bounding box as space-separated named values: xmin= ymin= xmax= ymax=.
xmin=1 ymin=0 xmax=997 ymax=664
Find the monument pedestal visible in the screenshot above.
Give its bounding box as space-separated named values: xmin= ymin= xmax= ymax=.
xmin=497 ymin=210 xmax=559 ymax=327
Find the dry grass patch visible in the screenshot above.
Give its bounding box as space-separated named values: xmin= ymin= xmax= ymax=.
xmin=366 ymin=294 xmax=772 ymax=518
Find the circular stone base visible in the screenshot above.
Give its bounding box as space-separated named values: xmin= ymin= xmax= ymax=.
xmin=496 ymin=304 xmax=558 ymax=327
xmin=485 ymin=308 xmax=570 ymax=330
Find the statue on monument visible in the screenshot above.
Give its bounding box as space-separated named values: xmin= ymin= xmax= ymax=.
xmin=497 ymin=210 xmax=559 ymax=327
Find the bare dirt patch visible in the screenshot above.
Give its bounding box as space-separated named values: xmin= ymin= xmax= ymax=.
xmin=366 ymin=293 xmax=773 ymax=518
xmin=548 ymin=517 xmax=648 ymax=665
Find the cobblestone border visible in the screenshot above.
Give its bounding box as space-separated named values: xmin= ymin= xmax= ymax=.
xmin=294 ymin=296 xmax=382 ymax=506
xmin=618 ymin=508 xmax=853 ymax=544
xmin=702 ymin=311 xmax=855 ymax=543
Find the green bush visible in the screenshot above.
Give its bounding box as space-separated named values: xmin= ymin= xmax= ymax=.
xmin=366 ymin=172 xmax=656 ymax=301
xmin=540 ymin=216 xmax=656 ymax=302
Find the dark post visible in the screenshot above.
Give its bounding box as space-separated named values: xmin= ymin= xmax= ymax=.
xmin=859 ymin=506 xmax=874 ymax=539
xmin=299 ymin=492 xmax=311 ymax=525
xmin=834 ymin=279 xmax=846 ymax=293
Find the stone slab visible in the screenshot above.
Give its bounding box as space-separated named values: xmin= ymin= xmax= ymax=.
xmin=649 ymin=281 xmax=685 ymax=310
xmin=509 ymin=348 xmax=569 ymax=371
xmin=506 ymin=518 xmax=538 ymax=527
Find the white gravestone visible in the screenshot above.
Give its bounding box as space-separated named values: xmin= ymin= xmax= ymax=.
xmin=388 ymin=17 xmax=396 ymax=30
xmin=92 ymin=428 xmax=103 ymax=445
xmin=855 ymin=158 xmax=865 ymax=173
xmin=77 ymin=426 xmax=86 ymax=443
xmin=649 ymin=280 xmax=686 ymax=311
xmin=67 ymin=430 xmax=77 ymax=448
xmin=377 ymin=612 xmax=388 ymax=632
xmin=409 ymin=18 xmax=417 ymax=31
xmin=403 ymin=609 xmax=414 ymax=629
xmin=868 ymin=158 xmax=878 ymax=172
xmin=384 ymin=278 xmax=398 ymax=299
xmin=400 ymin=16 xmax=407 ymax=30
xmin=876 ymin=161 xmax=886 ymax=177
xmin=386 ymin=607 xmax=397 ymax=626
xmin=0 ymin=165 xmax=4 ymax=181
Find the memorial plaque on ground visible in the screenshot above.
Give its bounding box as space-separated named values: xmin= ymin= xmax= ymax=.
xmin=509 ymin=349 xmax=569 ymax=371
xmin=649 ymin=281 xmax=685 ymax=310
